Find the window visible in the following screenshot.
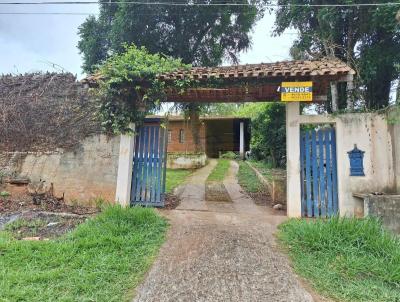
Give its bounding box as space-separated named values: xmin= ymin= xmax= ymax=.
xmin=179 ymin=129 xmax=185 ymax=143
xmin=167 ymin=130 xmax=172 ymax=143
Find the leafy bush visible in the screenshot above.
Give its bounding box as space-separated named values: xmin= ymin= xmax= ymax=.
xmin=220 ymin=151 xmax=239 ymax=160
xmin=243 ymin=103 xmax=286 ymax=168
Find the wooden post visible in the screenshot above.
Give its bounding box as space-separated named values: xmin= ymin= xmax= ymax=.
xmin=330 ymin=81 xmax=338 ymax=112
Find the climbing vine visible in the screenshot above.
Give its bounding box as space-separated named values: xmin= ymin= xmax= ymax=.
xmin=94 ymin=44 xmax=190 ymax=134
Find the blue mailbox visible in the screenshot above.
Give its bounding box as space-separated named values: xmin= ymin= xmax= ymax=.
xmin=348 ymin=144 xmax=365 ymax=176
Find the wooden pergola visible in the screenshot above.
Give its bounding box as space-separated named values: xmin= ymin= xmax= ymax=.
xmin=158 ymin=58 xmax=355 ymax=108
xmin=83 ymin=58 xmax=355 ymax=110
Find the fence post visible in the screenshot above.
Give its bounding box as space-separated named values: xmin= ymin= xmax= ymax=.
xmin=115 ymin=123 xmax=135 ymax=207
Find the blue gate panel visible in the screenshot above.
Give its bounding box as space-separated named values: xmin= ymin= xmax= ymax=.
xmin=131 ymin=125 xmax=167 ymax=207
xmin=300 ymin=127 xmax=338 ymax=218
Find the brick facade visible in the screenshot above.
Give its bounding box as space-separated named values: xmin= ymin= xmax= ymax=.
xmin=145 ymin=117 xmax=250 ymax=158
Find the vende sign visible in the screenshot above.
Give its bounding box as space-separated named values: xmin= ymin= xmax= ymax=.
xmin=280 ymin=81 xmax=313 ymax=102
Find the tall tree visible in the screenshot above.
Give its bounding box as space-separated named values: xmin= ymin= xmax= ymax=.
xmin=274 ymin=0 xmax=400 ymax=110
xmin=78 ymin=0 xmax=263 ymax=72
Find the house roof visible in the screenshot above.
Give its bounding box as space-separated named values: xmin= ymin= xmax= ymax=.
xmin=158 ymin=58 xmax=355 ymax=81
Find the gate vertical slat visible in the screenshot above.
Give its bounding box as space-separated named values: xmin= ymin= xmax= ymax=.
xmin=150 ymin=126 xmax=160 ymax=203
xmin=325 ymin=129 xmax=333 ymax=216
xmin=311 ymin=130 xmax=319 ymax=217
xmin=161 ymin=128 xmax=168 ymax=199
xmin=305 ymin=131 xmax=312 ymax=217
xmin=136 ymin=126 xmax=145 ymax=202
xmin=131 ymin=132 xmax=140 ymax=205
xmin=156 ymin=127 xmax=165 ymax=203
xmin=300 ymin=132 xmax=306 ymax=217
xmin=331 ymin=129 xmax=339 ymax=214
xmin=318 ymin=130 xmax=326 ymax=217
xmin=141 ymin=126 xmax=149 ymax=202
xmin=147 ymin=126 xmax=156 ymax=202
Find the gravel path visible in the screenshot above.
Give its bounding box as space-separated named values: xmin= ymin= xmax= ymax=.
xmin=133 ymin=161 xmax=316 ymax=302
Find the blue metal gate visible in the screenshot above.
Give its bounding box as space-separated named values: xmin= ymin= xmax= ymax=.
xmin=300 ymin=127 xmax=338 ymax=217
xmin=131 ymin=125 xmax=167 ymax=207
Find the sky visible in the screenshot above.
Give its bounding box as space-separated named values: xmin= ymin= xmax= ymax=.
xmin=0 ymin=2 xmax=296 ymax=79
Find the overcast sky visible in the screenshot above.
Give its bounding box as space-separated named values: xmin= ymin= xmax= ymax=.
xmin=0 ymin=2 xmax=296 ymax=79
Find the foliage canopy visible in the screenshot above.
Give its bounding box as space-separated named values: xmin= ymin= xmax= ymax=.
xmin=274 ymin=0 xmax=400 ymax=109
xmin=78 ymin=0 xmax=263 ymax=72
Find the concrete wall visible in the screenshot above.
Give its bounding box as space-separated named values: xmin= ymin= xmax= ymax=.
xmin=167 ymin=153 xmax=207 ymax=169
xmin=388 ymin=107 xmax=400 ymax=192
xmin=287 ymin=102 xmax=399 ymax=217
xmin=1 ymin=134 xmax=120 ymax=204
xmin=364 ymin=194 xmax=400 ymax=234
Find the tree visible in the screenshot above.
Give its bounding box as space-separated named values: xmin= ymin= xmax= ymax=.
xmin=78 ymin=0 xmax=264 ymax=150
xmin=236 ymin=102 xmax=286 ymax=168
xmin=78 ymin=0 xmax=263 ymax=72
xmin=274 ymin=0 xmax=400 ymax=110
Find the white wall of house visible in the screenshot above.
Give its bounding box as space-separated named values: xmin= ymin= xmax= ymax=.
xmin=286 ymin=102 xmax=399 ymax=217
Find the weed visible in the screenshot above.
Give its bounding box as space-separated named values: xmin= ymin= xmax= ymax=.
xmin=0 ymin=191 xmax=10 ymax=197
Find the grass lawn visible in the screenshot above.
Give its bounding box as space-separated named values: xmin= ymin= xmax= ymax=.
xmin=237 ymin=161 xmax=263 ymax=193
xmin=278 ymin=217 xmax=400 ymax=302
xmin=0 ymin=206 xmax=168 ymax=302
xmin=207 ymin=159 xmax=230 ymax=182
xmin=247 ymin=160 xmax=287 ymax=181
xmin=165 ymin=169 xmax=192 ymax=193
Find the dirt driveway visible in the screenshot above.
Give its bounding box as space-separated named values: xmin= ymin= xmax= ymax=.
xmin=133 ymin=161 xmax=316 ymax=302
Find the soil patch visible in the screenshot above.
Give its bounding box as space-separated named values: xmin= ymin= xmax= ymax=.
xmin=163 ymin=193 xmax=181 ymax=210
xmin=3 ymin=211 xmax=88 ymax=240
xmin=0 ymin=193 xmax=98 ymax=215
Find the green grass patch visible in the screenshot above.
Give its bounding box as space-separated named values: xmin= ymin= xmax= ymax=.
xmin=207 ymin=159 xmax=230 ymax=182
xmin=165 ymin=169 xmax=192 ymax=193
xmin=278 ymin=217 xmax=400 ymax=302
xmin=237 ymin=161 xmax=263 ymax=193
xmin=0 ymin=206 xmax=168 ymax=302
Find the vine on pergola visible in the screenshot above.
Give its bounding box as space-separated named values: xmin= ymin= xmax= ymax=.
xmin=94 ymin=44 xmax=192 ymax=134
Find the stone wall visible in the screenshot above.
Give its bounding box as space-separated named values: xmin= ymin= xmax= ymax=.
xmin=1 ymin=135 xmax=120 ymax=204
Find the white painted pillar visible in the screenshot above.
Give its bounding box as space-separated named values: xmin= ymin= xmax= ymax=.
xmin=115 ymin=123 xmax=135 ymax=207
xmin=286 ymin=102 xmax=302 ymax=217
xmin=239 ymin=121 xmax=245 ymax=159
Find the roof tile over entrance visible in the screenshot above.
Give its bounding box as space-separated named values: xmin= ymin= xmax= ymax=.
xmin=157 ymin=58 xmax=355 ymax=81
